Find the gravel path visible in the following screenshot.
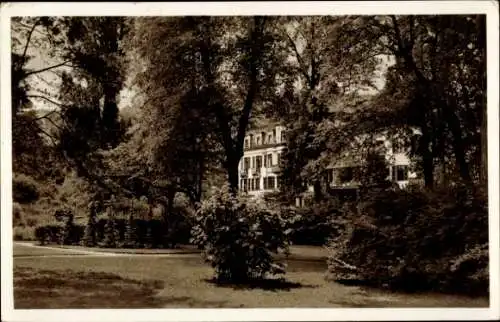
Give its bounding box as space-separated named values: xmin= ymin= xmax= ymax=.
xmin=13 ymin=242 xmax=200 ymax=259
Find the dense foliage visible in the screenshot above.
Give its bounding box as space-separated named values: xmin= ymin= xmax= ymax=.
xmin=280 ymin=199 xmax=344 ymax=246
xmin=191 ymin=186 xmax=290 ymax=282
xmin=13 ymin=174 xmax=40 ymax=204
xmin=327 ymin=184 xmax=488 ymax=295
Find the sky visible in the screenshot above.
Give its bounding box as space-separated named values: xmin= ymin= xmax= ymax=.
xmin=14 ymin=18 xmax=394 ymax=114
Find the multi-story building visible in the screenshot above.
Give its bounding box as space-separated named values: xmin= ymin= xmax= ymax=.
xmin=238 ymin=122 xmax=287 ymax=197
xmin=238 ymin=122 xmax=420 ymax=199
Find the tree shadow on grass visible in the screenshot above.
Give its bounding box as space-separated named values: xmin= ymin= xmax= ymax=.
xmin=204 ymin=277 xmax=317 ymax=292
xmin=14 ymin=267 xmax=171 ymax=308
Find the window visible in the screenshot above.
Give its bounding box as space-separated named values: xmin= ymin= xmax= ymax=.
xmin=281 ymin=131 xmax=287 ymax=143
xmin=268 ymin=176 xmax=276 ymax=189
xmin=268 ymin=134 xmax=273 ymax=144
xmin=338 ymin=167 xmax=354 ymax=183
xmin=267 ymin=154 xmax=273 ymax=167
xmin=244 ymin=157 xmax=250 ymax=171
xmin=244 ymin=139 xmax=249 ymax=149
xmin=263 ymin=177 xmax=275 ymax=190
xmin=326 ymin=169 xmax=334 ymax=184
xmin=256 ymin=156 xmax=262 ymax=169
xmin=255 ymin=177 xmax=261 ymax=190
xmin=252 ymin=156 xmax=256 ymax=169
xmin=272 ymin=129 xmax=276 ymax=143
xmin=277 ymin=152 xmax=282 ymax=166
xmin=249 ymin=134 xmax=254 ymax=148
xmin=256 ymin=136 xmax=261 ymax=146
xmin=393 ymin=165 xmax=408 ymax=181
xmin=240 ymin=179 xmax=244 ymax=191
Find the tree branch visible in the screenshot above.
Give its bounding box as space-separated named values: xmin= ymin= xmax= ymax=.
xmin=390 ymin=15 xmax=406 ymax=56
xmin=24 ymin=60 xmax=71 ymax=77
xmin=38 ymin=127 xmax=58 ymax=147
xmin=22 ymin=21 xmax=39 ymax=60
xmin=35 ymin=112 xmax=64 ymax=131
xmin=27 ymin=95 xmax=66 ymax=107
xmin=283 ymin=28 xmax=311 ymax=86
xmin=33 ymin=109 xmax=60 ymax=121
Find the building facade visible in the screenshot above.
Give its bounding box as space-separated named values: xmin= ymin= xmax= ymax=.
xmin=238 ymin=123 xmax=287 ymax=197
xmin=238 ymin=123 xmax=420 ymax=198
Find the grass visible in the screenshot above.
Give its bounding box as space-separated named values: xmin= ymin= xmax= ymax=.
xmin=12 ymin=243 xmax=489 ymax=308
xmin=14 ymin=267 xmax=165 ymax=308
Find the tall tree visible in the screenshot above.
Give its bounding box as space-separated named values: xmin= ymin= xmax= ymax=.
xmin=131 ymin=17 xmax=284 ymax=193
xmin=360 ymin=15 xmax=487 ymax=186
xmin=309 ymin=15 xmax=487 ymax=189
xmin=60 ymin=17 xmax=129 ymax=149
xmin=11 ymin=17 xmax=68 ymax=178
xmin=274 ymin=16 xmax=382 ymax=200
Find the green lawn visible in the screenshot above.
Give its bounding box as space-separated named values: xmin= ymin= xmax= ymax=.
xmin=13 ymin=243 xmax=489 ymax=308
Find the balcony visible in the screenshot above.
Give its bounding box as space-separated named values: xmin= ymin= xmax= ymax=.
xmin=240 ymin=169 xmax=248 ymax=177
xmin=269 ymin=165 xmax=282 ymax=173
xmin=243 ymin=139 xmax=284 ymax=151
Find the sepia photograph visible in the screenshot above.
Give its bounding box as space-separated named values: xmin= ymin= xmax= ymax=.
xmin=1 ymin=1 xmax=499 ymax=321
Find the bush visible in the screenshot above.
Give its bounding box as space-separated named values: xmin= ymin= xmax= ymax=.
xmin=14 ymin=226 xmax=36 ymax=241
xmin=101 ymin=216 xmax=120 ymax=248
xmin=449 ymin=243 xmax=489 ymax=295
xmin=83 ymin=202 xmax=98 ymax=247
xmin=122 ymin=214 xmax=138 ymax=248
xmin=282 ymin=199 xmax=343 ymax=246
xmin=34 ymin=223 xmax=85 ymax=245
xmin=13 ymin=174 xmax=39 ymax=204
xmin=327 ymin=184 xmax=488 ymax=295
xmin=191 ymin=185 xmax=290 ymax=283
xmin=35 ymin=224 xmax=63 ymax=245
xmin=163 ymin=207 xmax=194 ymax=247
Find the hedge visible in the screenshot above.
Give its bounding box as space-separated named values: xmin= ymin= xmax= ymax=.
xmin=35 ymin=218 xmax=192 ymax=248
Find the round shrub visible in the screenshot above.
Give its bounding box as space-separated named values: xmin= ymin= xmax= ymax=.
xmin=191 ymin=185 xmax=291 ymax=283
xmin=13 ymin=174 xmax=39 ymax=203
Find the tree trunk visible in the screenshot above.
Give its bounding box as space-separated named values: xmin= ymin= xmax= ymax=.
xmin=101 ymin=85 xmax=120 ymax=148
xmin=391 ymin=17 xmax=472 ymax=185
xmin=480 ymin=104 xmax=487 ymax=186
xmin=477 ymin=15 xmax=487 ymax=186
xmin=440 ymin=102 xmax=472 ymax=183
xmin=420 ymin=127 xmax=434 ymax=188
xmin=226 ymin=154 xmax=241 ymax=194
